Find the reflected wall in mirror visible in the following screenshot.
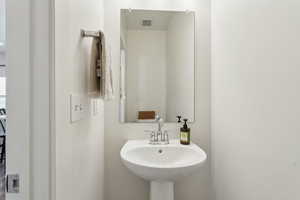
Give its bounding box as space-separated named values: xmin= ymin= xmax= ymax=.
xmin=120 ymin=9 xmax=195 ymax=123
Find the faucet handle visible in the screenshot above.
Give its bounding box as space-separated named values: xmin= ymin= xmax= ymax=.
xmin=144 ymin=130 xmax=155 ymax=135
xmin=162 ymin=130 xmax=169 ymax=144
xmin=144 ymin=130 xmax=155 ymax=140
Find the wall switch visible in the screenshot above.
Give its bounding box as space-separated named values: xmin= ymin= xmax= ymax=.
xmin=70 ymin=94 xmax=86 ymax=123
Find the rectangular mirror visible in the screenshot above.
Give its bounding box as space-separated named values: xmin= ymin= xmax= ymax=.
xmin=120 ymin=9 xmax=195 ymax=123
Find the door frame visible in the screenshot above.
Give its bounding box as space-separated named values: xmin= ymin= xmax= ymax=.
xmin=6 ymin=0 xmax=55 ymax=200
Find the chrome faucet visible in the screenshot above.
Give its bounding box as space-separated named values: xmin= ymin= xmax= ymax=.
xmin=145 ymin=115 xmax=169 ymax=145
xmin=156 ymin=115 xmax=163 ymax=134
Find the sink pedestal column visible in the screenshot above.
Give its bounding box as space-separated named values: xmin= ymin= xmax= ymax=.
xmin=150 ymin=181 xmax=174 ymax=200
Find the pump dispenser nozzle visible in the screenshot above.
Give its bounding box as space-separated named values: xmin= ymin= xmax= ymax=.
xmin=176 ymin=116 xmax=182 ymax=123
xmin=183 ymin=119 xmax=188 ymax=129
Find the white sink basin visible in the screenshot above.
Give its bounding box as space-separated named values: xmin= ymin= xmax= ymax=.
xmin=120 ymin=140 xmax=207 ymax=200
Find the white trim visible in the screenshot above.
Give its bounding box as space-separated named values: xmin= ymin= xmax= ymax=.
xmin=50 ymin=0 xmax=56 ymax=199
xmin=30 ymin=0 xmax=55 ymax=199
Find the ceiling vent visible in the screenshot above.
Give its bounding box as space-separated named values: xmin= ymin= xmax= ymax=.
xmin=142 ymin=19 xmax=152 ymax=26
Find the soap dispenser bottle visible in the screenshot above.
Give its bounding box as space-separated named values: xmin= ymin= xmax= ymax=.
xmin=180 ymin=119 xmax=190 ymax=145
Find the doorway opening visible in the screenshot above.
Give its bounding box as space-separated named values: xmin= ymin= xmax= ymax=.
xmin=0 ymin=0 xmax=6 ymax=199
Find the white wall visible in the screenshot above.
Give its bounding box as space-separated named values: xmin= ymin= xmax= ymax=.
xmin=54 ymin=0 xmax=105 ymax=200
xmin=166 ymin=13 xmax=195 ymax=122
xmin=212 ymin=1 xmax=300 ymax=200
xmin=0 ymin=0 xmax=5 ymax=43
xmin=104 ymin=0 xmax=211 ymax=200
xmin=0 ymin=0 xmax=5 ymax=66
xmin=0 ymin=54 xmax=4 ymax=66
xmin=126 ymin=30 xmax=167 ymax=121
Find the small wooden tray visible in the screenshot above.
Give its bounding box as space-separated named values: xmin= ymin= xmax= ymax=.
xmin=138 ymin=111 xmax=155 ymax=120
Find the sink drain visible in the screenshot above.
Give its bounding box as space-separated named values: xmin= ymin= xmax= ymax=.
xmin=158 ymin=149 xmax=163 ymax=154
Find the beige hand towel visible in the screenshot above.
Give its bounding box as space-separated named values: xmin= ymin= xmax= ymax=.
xmin=88 ymin=31 xmax=114 ymax=100
xmin=88 ymin=37 xmax=101 ymax=97
xmin=99 ymin=32 xmax=114 ymax=100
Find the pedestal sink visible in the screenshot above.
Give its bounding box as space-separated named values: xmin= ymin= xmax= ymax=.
xmin=120 ymin=140 xmax=207 ymax=200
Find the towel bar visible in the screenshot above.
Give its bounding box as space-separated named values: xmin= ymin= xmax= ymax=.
xmin=81 ymin=29 xmax=101 ymax=38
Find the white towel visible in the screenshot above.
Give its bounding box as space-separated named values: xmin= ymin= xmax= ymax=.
xmin=88 ymin=31 xmax=114 ymax=100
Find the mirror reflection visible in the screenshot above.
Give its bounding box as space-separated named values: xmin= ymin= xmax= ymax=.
xmin=120 ymin=9 xmax=195 ymax=123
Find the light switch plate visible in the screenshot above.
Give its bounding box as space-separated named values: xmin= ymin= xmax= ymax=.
xmin=6 ymin=174 xmax=20 ymax=193
xmin=70 ymin=94 xmax=86 ymax=123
